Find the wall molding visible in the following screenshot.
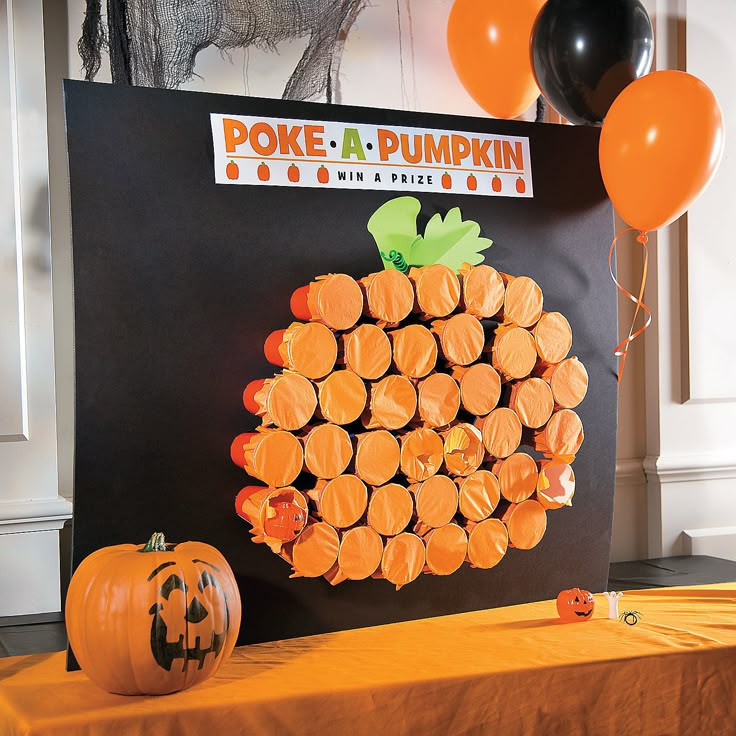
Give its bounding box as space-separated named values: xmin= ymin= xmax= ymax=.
xmin=643 ymin=452 xmax=736 ymax=484
xmin=0 ymin=496 xmax=72 ymax=534
xmin=615 ymin=458 xmax=645 ymax=486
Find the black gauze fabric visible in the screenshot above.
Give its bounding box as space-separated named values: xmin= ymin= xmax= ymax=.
xmin=78 ymin=0 xmax=369 ymax=101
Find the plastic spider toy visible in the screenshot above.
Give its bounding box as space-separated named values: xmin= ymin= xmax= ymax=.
xmin=619 ymin=610 xmax=643 ymax=626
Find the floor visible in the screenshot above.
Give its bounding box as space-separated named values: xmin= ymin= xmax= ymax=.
xmin=2 ymin=556 xmax=735 ymax=658
xmin=0 ymin=620 xmax=67 ymax=658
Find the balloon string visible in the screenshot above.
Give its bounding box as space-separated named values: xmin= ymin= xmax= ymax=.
xmin=608 ymin=228 xmax=652 ymax=386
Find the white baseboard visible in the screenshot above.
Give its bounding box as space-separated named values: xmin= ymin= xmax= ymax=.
xmin=644 ymin=452 xmax=736 ymax=557
xmin=0 ymin=529 xmax=65 ymax=616
xmin=683 ymin=526 xmax=736 ymax=561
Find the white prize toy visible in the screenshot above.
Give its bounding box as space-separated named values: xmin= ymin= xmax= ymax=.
xmin=603 ymin=591 xmax=623 ymax=619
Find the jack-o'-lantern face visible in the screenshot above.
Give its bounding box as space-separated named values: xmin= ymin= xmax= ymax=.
xmin=148 ymin=557 xmax=232 ymax=672
xmin=556 ymin=588 xmax=594 ymax=623
xmin=263 ymin=498 xmax=307 ymax=541
xmin=65 ymin=534 xmax=241 ymax=696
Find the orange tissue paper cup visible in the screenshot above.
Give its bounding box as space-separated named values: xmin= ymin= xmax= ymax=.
xmin=409 ymin=474 xmax=459 ymax=530
xmin=536 ymin=357 xmax=589 ymax=409
xmin=476 ymin=407 xmax=522 ymax=459
xmin=244 ymin=372 xmax=317 ymax=431
xmin=381 ymin=532 xmax=426 ymax=589
xmin=367 ymin=482 xmax=414 ymax=536
xmin=442 ymin=422 xmax=485 ymax=477
xmin=359 ymin=269 xmax=415 ymax=324
xmin=459 ymin=263 xmax=505 ymax=319
xmin=242 ymin=378 xmax=266 ymax=414
xmin=500 ymin=274 xmax=543 ymax=327
xmin=408 ymin=264 xmax=461 ymax=318
xmin=452 ymin=363 xmax=501 ymax=416
xmin=493 ymin=452 xmax=539 ymax=503
xmin=423 ymin=523 xmax=468 ymax=576
xmin=265 ymin=322 xmax=337 ymax=379
xmin=536 ymin=460 xmax=575 ymax=510
xmin=263 ymin=329 xmax=287 ymax=367
xmin=533 ymin=311 xmax=573 ymax=364
xmin=235 ymin=486 xmax=309 ymax=553
xmin=353 ymin=430 xmax=401 ymax=486
xmin=363 ymin=374 xmax=417 ymax=430
xmin=260 ymin=488 xmax=309 ymax=544
xmin=290 ymin=273 xmax=364 ymax=331
xmin=508 ymin=377 xmax=554 ymax=429
xmin=302 ymin=423 xmax=353 ymax=479
xmin=431 ymin=314 xmax=485 ymax=366
xmin=492 ymin=326 xmax=538 ymax=380
xmin=416 ymin=372 xmax=461 ymax=428
xmin=326 ymin=526 xmax=384 ymax=585
xmin=388 ymin=323 xmax=438 ymax=378
xmin=309 ymin=475 xmax=368 ymax=528
xmin=466 ymin=518 xmax=508 ymax=569
xmin=287 ymin=521 xmax=340 ymax=578
xmin=534 ymin=409 xmax=584 ymax=458
xmin=231 ymin=429 xmax=304 ymax=487
xmin=316 ymin=369 xmax=367 ymax=425
xmin=342 ymin=323 xmax=392 ymax=380
xmin=400 ymin=428 xmax=445 ymax=482
xmin=457 ymin=469 xmax=500 ymax=522
xmin=501 ymin=499 xmax=547 ymax=550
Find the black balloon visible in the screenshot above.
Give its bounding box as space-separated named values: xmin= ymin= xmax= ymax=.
xmin=531 ymin=0 xmax=654 ymax=125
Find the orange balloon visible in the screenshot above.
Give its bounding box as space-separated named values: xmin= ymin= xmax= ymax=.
xmin=599 ymin=70 xmax=724 ymax=232
xmin=447 ymin=0 xmax=545 ymax=119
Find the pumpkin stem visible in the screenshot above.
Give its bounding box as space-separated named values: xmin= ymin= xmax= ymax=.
xmin=141 ymin=532 xmax=167 ymax=552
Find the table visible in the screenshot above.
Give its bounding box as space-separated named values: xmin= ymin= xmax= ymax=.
xmin=1 ymin=584 xmax=735 ymax=735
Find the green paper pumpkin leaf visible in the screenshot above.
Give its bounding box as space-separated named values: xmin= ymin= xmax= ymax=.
xmin=367 ymin=197 xmax=492 ymax=273
xmin=367 ymin=196 xmax=421 ymax=270
xmin=409 ymin=207 xmax=492 ymax=271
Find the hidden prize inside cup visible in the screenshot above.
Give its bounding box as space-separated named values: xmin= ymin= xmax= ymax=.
xmin=232 ymin=262 xmax=588 ymax=588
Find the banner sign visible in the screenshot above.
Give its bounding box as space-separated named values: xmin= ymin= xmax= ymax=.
xmin=211 ymin=114 xmax=533 ymax=197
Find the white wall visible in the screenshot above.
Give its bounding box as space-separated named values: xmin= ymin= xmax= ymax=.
xmin=0 ymin=0 xmax=72 ymax=618
xmin=642 ymin=0 xmax=736 ymax=560
xmin=31 ymin=0 xmax=734 ymax=620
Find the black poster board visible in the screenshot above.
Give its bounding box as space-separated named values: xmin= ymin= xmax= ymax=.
xmin=65 ymin=80 xmax=617 ymax=647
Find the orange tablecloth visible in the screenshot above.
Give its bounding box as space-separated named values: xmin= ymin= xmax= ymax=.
xmin=1 ymin=584 xmax=735 ymax=736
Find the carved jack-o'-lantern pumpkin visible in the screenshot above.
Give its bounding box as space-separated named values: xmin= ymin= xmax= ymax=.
xmin=65 ymin=532 xmax=241 ymax=695
xmin=556 ymin=588 xmax=595 ymax=622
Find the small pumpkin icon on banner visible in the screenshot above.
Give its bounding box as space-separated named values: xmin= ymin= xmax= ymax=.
xmin=226 ymin=160 xmax=239 ymax=181
xmin=516 ymin=177 xmax=526 ymax=194
xmin=467 ymin=173 xmax=477 ymax=191
xmin=65 ymin=532 xmax=241 ymax=695
xmin=317 ymin=165 xmax=330 ymax=184
xmin=556 ymin=588 xmax=594 ymax=622
xmin=442 ymin=172 xmax=452 ymax=190
xmin=492 ymin=175 xmax=502 ymax=193
xmin=288 ymin=164 xmax=300 ymax=183
xmin=257 ymin=162 xmax=270 ymax=182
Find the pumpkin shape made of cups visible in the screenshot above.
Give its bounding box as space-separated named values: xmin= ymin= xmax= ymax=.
xmin=233 ymin=262 xmax=587 ymax=589
xmin=65 ymin=533 xmax=241 ymax=695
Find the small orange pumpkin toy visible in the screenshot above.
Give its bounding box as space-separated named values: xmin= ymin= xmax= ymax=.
xmin=65 ymin=532 xmax=241 ymax=695
xmin=556 ymin=588 xmax=594 ymax=622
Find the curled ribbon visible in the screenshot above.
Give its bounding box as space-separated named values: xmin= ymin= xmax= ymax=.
xmin=608 ymin=228 xmax=652 ymax=386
